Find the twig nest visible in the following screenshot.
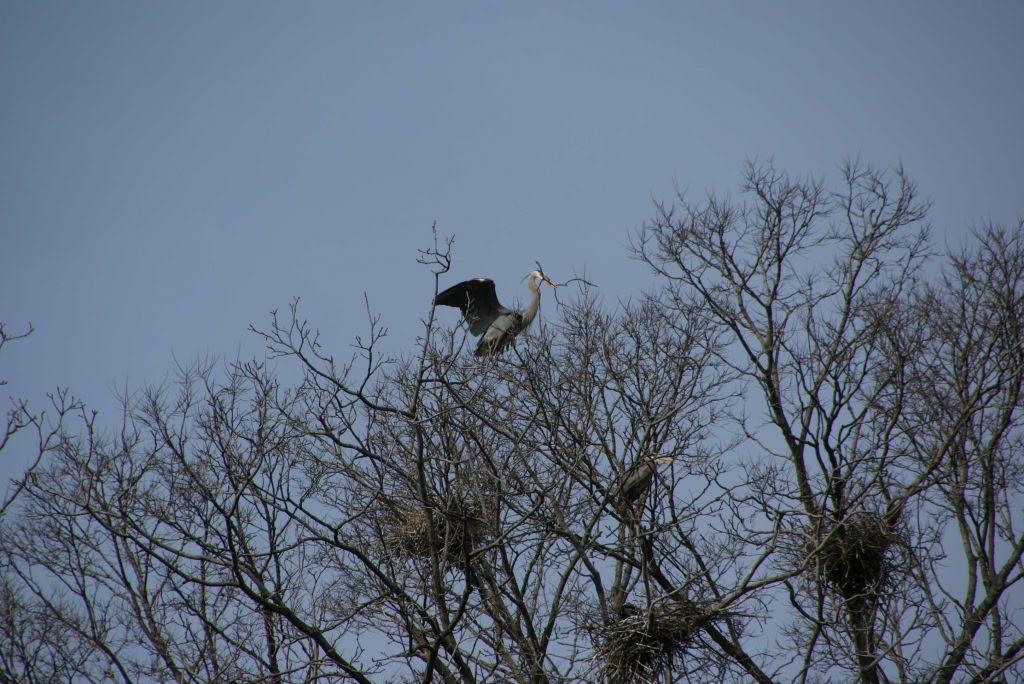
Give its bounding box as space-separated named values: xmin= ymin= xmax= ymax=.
xmin=810 ymin=511 xmax=903 ymax=598
xmin=594 ymin=600 xmax=706 ymax=683
xmin=384 ymin=494 xmax=490 ymax=566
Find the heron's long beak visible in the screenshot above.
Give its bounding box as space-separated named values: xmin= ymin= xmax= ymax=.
xmin=654 ymin=456 xmax=674 ymax=463
xmin=542 ymin=275 xmax=556 ymax=288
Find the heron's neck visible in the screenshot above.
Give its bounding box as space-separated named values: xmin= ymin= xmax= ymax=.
xmin=521 ymin=281 xmax=542 ymax=328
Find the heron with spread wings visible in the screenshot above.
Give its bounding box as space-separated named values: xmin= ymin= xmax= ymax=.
xmin=434 ymin=268 xmax=556 ymax=356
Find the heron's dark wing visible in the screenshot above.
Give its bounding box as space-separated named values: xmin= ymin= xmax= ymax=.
xmin=434 ymin=278 xmax=503 ymax=336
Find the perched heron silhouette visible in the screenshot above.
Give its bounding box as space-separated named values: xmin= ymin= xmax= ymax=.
xmin=618 ymin=456 xmax=674 ymax=507
xmin=435 ymin=269 xmax=556 ymax=356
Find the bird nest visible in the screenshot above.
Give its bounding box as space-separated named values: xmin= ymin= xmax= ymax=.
xmin=808 ymin=511 xmax=903 ymax=598
xmin=384 ymin=494 xmax=490 ymax=567
xmin=593 ymin=600 xmax=706 ymax=684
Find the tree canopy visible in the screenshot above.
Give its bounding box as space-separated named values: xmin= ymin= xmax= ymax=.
xmin=3 ymin=160 xmax=1022 ymax=683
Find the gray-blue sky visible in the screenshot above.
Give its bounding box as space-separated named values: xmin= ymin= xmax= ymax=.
xmin=2 ymin=2 xmax=1023 ymax=487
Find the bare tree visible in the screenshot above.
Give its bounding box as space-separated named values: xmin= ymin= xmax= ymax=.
xmin=889 ymin=223 xmax=1024 ymax=683
xmin=0 ymin=322 xmax=57 ymax=520
xmin=1 ymin=165 xmax=1022 ymax=683
xmin=632 ymin=161 xmax=1024 ymax=682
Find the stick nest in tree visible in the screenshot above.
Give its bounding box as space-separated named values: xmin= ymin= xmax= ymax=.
xmin=594 ymin=600 xmax=707 ymax=684
xmin=809 ymin=511 xmax=903 ymax=598
xmin=384 ymin=494 xmax=490 ymax=566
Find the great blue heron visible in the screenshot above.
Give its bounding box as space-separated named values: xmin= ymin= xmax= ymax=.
xmin=618 ymin=456 xmax=674 ymax=507
xmin=434 ymin=269 xmax=556 ymax=356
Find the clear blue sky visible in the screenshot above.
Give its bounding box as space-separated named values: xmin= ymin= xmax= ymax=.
xmin=2 ymin=2 xmax=1022 ymax=485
